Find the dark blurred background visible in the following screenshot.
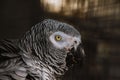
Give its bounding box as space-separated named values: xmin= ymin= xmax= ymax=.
xmin=0 ymin=0 xmax=120 ymax=80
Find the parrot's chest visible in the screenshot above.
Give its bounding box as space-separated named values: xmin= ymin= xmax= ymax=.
xmin=27 ymin=63 xmax=56 ymax=80
xmin=22 ymin=56 xmax=57 ymax=80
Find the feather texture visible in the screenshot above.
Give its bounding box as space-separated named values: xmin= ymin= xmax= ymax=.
xmin=0 ymin=19 xmax=84 ymax=80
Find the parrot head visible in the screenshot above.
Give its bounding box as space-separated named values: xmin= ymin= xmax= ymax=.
xmin=19 ymin=19 xmax=85 ymax=76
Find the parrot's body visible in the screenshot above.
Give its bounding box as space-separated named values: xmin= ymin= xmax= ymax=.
xmin=0 ymin=19 xmax=85 ymax=80
xmin=0 ymin=40 xmax=57 ymax=80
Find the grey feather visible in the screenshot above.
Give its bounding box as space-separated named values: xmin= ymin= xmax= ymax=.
xmin=0 ymin=19 xmax=85 ymax=80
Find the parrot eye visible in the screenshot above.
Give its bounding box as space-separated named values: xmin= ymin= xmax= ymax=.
xmin=55 ymin=35 xmax=62 ymax=41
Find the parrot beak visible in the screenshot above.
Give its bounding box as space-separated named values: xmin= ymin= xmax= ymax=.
xmin=66 ymin=44 xmax=85 ymax=67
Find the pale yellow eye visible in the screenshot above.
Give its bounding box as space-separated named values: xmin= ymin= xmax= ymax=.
xmin=55 ymin=35 xmax=62 ymax=41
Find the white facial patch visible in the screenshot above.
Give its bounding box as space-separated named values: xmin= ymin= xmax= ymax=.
xmin=49 ymin=31 xmax=81 ymax=50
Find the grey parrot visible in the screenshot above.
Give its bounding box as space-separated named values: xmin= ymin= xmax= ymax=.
xmin=0 ymin=19 xmax=85 ymax=80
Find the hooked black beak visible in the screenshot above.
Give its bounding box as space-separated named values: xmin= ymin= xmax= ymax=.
xmin=66 ymin=44 xmax=85 ymax=67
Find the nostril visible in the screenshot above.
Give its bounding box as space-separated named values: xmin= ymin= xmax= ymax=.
xmin=74 ymin=41 xmax=77 ymax=44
